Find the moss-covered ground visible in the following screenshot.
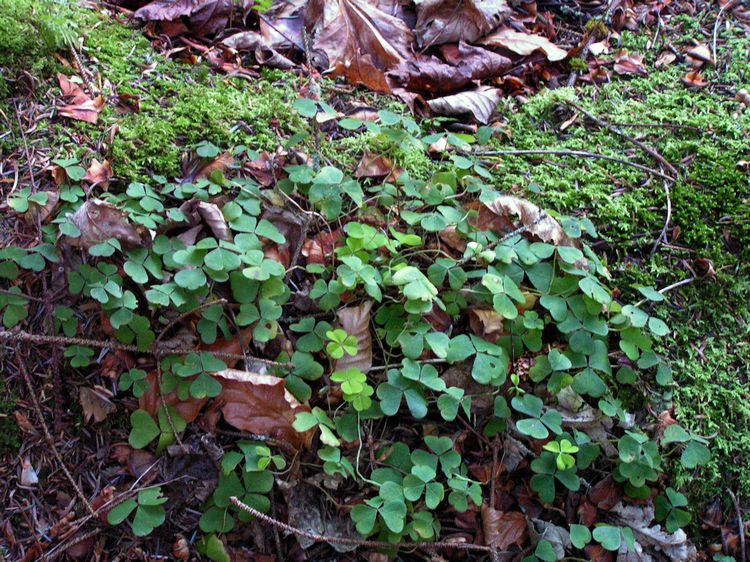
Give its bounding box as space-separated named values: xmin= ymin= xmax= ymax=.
xmin=1 ymin=0 xmax=749 ymax=522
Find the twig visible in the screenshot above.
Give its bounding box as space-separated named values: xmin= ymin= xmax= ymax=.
xmin=567 ymin=101 xmax=679 ymax=177
xmin=229 ymin=497 xmax=497 ymax=553
xmin=475 ymin=149 xmax=676 ymax=182
xmin=301 ymin=28 xmax=321 ymax=171
xmin=0 ymin=330 xmax=292 ymax=367
xmin=634 ymin=276 xmax=698 ymax=306
xmin=14 ymin=101 xmax=37 ymax=189
xmin=649 ymin=179 xmax=673 ymax=258
xmin=15 ymin=356 xmax=97 ymax=518
xmin=712 ymin=0 xmax=742 ymax=67
xmin=727 ymin=488 xmax=746 ymax=562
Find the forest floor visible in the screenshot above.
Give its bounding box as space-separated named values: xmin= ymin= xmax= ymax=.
xmin=1 ymin=0 xmax=749 ymax=560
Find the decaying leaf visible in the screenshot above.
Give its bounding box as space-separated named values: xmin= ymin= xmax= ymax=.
xmin=613 ymin=50 xmax=647 ymax=76
xmin=84 ymin=159 xmax=113 ymax=188
xmin=20 ymin=457 xmax=38 ymax=486
xmin=613 ymin=502 xmax=697 ymax=561
xmin=260 ymin=0 xmax=307 ymax=50
xmin=528 ymin=518 xmax=571 ymax=559
xmin=79 ymin=386 xmax=117 ymax=424
xmin=57 ymin=73 xmax=104 ymax=124
xmin=440 ymin=42 xmax=512 ymax=80
xmin=213 ymin=369 xmax=313 ymax=449
xmin=334 ymin=300 xmax=373 ymax=374
xmin=681 ymin=70 xmax=707 ymax=88
xmin=469 ymin=308 xmax=506 ymax=342
xmin=481 ymin=505 xmax=527 ymax=549
xmin=354 ymin=152 xmax=402 ymax=181
xmin=181 ymin=151 xmax=234 ymax=183
xmin=222 ymin=31 xmax=296 ymax=70
xmin=387 ymin=57 xmax=474 ymax=96
xmin=22 ymin=190 xmax=59 ymax=224
xmin=301 ymin=228 xmax=343 ymax=265
xmin=426 ymin=86 xmax=501 ymax=124
xmin=134 ymin=0 xmax=232 ymax=36
xmin=413 ymin=0 xmax=511 ymax=47
xmin=68 ymin=198 xmax=146 ymax=249
xmin=307 ymin=0 xmax=414 ymax=92
xmin=481 ymin=28 xmax=567 ymax=61
xmin=481 ymin=195 xmax=578 ymax=246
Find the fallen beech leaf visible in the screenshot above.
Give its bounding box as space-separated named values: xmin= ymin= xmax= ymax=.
xmin=222 ymin=31 xmax=296 ymax=70
xmin=588 ymin=476 xmax=619 ymax=510
xmin=426 ymin=86 xmax=501 ymax=124
xmin=260 ymin=0 xmax=306 ymax=50
xmin=469 ymin=308 xmax=506 ymax=341
xmin=413 ymin=0 xmax=511 ymax=47
xmin=681 ymin=70 xmax=707 ymax=88
xmin=387 ymin=57 xmax=474 ymax=96
xmin=84 ymin=159 xmax=113 ymax=188
xmin=355 ymin=152 xmax=402 ymax=181
xmin=440 ymin=42 xmax=512 ymax=80
xmin=68 ymin=198 xmax=146 ymax=249
xmin=613 ymin=50 xmax=647 ymax=76
xmin=135 ymin=0 xmax=232 ymax=36
xmin=686 ymin=43 xmax=711 ymax=66
xmin=613 ymin=502 xmax=697 ymax=560
xmin=334 ymin=300 xmax=373 ymax=374
xmin=588 ymin=41 xmax=609 ymax=56
xmin=481 ymin=505 xmax=527 ymax=548
xmin=57 ymin=73 xmax=104 ymax=124
xmin=79 ymin=386 xmax=117 ymax=424
xmin=481 ymin=28 xmax=568 ymax=62
xmin=307 ymin=0 xmax=414 ymax=93
xmin=481 ymin=195 xmax=578 ymax=247
xmin=261 ymin=207 xmax=303 ymax=269
xmin=214 ymin=369 xmax=313 ymax=448
xmin=244 ymin=150 xmax=286 ymax=186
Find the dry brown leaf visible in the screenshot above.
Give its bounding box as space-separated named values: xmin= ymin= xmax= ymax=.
xmin=214 ymin=369 xmax=313 ymax=448
xmin=134 ymin=0 xmax=232 ymax=36
xmin=68 ymin=198 xmax=146 ymax=249
xmin=440 ymin=42 xmax=512 ymax=80
xmin=20 ymin=458 xmax=38 ymax=486
xmin=307 ymin=0 xmax=414 ymax=93
xmin=354 ymin=152 xmax=402 ymax=181
xmin=260 ymin=0 xmax=306 ymax=50
xmin=736 ymin=88 xmax=750 ymax=107
xmin=469 ymin=308 xmax=506 ymax=341
xmin=334 ymin=300 xmax=373 ymax=374
xmin=178 ymin=199 xmax=232 ymax=241
xmin=413 ymin=0 xmax=510 ymax=47
xmin=481 ymin=505 xmax=527 ymax=549
xmin=481 ymin=28 xmax=567 ymax=62
xmin=685 ymin=43 xmax=711 ymax=66
xmin=481 ymin=195 xmax=577 ymax=246
xmin=57 ymin=73 xmax=104 ymax=124
xmin=84 ymin=159 xmax=113 ymax=189
xmin=387 ymin=57 xmax=474 ymax=96
xmin=426 ymin=86 xmax=500 ymax=124
xmin=681 ymin=70 xmax=707 ymax=88
xmin=655 ymin=50 xmax=677 ymax=68
xmin=613 ymin=50 xmax=647 ymax=76
xmin=79 ymin=386 xmax=117 ymax=424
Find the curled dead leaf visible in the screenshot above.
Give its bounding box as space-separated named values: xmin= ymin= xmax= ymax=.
xmin=181 ymin=151 xmax=234 ymax=183
xmin=426 ymin=86 xmax=501 ymax=124
xmin=179 ymin=199 xmax=232 ymax=241
xmin=481 ymin=195 xmax=578 ymax=247
xmin=737 ymin=88 xmax=750 ymax=107
xmin=613 ymin=50 xmax=647 ymax=76
xmin=68 ymin=198 xmax=147 ymax=249
xmin=222 ymin=31 xmax=296 ymax=70
xmin=83 ymin=159 xmax=113 ymax=189
xmin=354 ymin=152 xmax=402 ymax=181
xmin=134 ymin=0 xmax=233 ymax=37
xmin=334 ymin=300 xmax=373 ymax=374
xmin=413 ymin=0 xmax=511 ymax=47
xmin=469 ymin=308 xmax=506 ymax=341
xmin=681 ymin=70 xmax=708 ymax=88
xmin=301 ymin=228 xmax=343 ymax=265
xmin=440 ymin=41 xmax=512 ymax=80
xmin=57 ymin=73 xmax=104 ymax=124
xmin=481 ymin=28 xmax=568 ymax=62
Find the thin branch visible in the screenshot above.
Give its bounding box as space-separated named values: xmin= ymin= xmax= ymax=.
xmin=727 ymin=488 xmax=746 ymax=562
xmin=567 ymin=101 xmax=679 ymax=177
xmin=712 ymin=0 xmax=742 ymax=67
xmin=474 ymin=149 xmax=676 ymax=182
xmin=649 ymin=179 xmax=673 ymax=258
xmin=229 ymin=497 xmax=497 ymax=554
xmin=0 ymin=330 xmax=292 ymax=367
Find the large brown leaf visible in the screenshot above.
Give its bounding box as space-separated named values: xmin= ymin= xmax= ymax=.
xmin=57 ymin=73 xmax=104 ymax=124
xmin=334 ymin=300 xmax=373 ymax=374
xmin=481 ymin=505 xmax=527 ymax=549
xmin=413 ymin=0 xmax=511 ymax=47
xmin=307 ymin=0 xmax=414 ymax=93
xmin=387 ymin=57 xmax=474 ymax=96
xmin=426 ymin=86 xmax=500 ymax=124
xmin=134 ymin=0 xmax=232 ymax=36
xmin=261 ymin=0 xmax=307 ymax=50
xmin=480 ymin=28 xmax=567 ymax=62
xmin=480 ymin=195 xmax=578 ymax=247
xmin=440 ymin=42 xmax=512 ymax=80
xmin=68 ymin=198 xmax=147 ymax=249
xmin=214 ymin=369 xmax=313 ymax=448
